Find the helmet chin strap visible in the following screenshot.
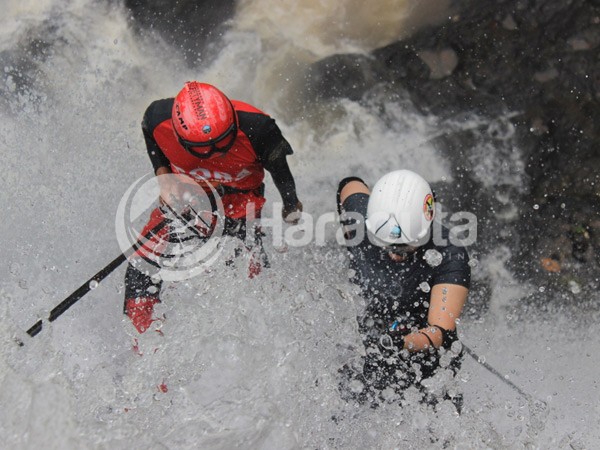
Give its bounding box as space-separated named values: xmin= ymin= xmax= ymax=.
xmin=374 ymin=215 xmax=391 ymax=235
xmin=374 ymin=214 xmax=410 ymax=245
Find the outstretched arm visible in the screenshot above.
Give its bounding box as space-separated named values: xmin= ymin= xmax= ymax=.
xmin=402 ymin=283 xmax=468 ymax=351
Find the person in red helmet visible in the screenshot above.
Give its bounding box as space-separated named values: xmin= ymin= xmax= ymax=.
xmin=124 ymin=81 xmax=302 ymax=333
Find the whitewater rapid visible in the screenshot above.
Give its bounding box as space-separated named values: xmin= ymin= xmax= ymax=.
xmin=1 ymin=0 xmax=599 ymax=448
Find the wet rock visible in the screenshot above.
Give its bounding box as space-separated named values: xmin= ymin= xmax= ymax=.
xmin=124 ymin=0 xmax=236 ymax=65
xmin=303 ymin=54 xmax=390 ymax=102
xmin=417 ymin=48 xmax=458 ymax=79
xmin=303 ymin=0 xmax=600 ymax=282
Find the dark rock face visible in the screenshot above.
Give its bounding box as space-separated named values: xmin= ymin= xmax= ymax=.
xmin=303 ymin=54 xmax=391 ymax=102
xmin=305 ymin=0 xmax=600 ymax=285
xmin=124 ymin=0 xmax=236 ymax=65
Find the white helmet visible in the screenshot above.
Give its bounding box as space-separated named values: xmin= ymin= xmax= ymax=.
xmin=366 ymin=170 xmax=435 ymax=246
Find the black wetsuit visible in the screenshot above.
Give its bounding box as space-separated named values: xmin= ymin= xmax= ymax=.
xmin=338 ymin=183 xmax=471 ymax=405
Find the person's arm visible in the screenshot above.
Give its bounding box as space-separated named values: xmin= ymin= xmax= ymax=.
xmin=144 ymin=129 xmax=171 ymax=174
xmin=339 ymin=179 xmax=370 ymax=205
xmin=262 ymin=140 xmax=302 ymax=221
xmin=142 ymin=99 xmax=173 ymax=174
xmin=337 ymin=178 xmax=371 ymax=241
xmin=402 ymin=283 xmax=468 ymax=351
xmin=140 ymin=100 xmax=191 ymax=207
xmin=249 ymin=114 xmax=302 ymax=222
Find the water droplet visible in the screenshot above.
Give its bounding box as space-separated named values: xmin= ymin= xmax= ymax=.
xmin=468 ymin=258 xmax=478 ymax=268
xmin=451 ymin=341 xmax=463 ymax=355
xmin=89 ymin=280 xmax=99 ymax=290
xmin=538 ymin=286 xmax=545 ymax=293
xmin=533 ymin=204 xmax=540 ymax=210
xmin=423 ymin=249 xmax=443 ymax=267
xmin=9 ymin=263 xmax=20 ymax=276
xmin=568 ymin=280 xmax=581 ymax=294
xmin=42 ymin=285 xmax=55 ymax=295
xmin=419 ymin=282 xmax=431 ymax=293
xmin=349 ymin=379 xmax=364 ymax=394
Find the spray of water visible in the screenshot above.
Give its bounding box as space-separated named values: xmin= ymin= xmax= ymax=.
xmin=2 ymin=0 xmax=599 ymax=448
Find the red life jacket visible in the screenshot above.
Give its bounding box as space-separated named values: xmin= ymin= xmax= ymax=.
xmin=151 ymin=100 xmax=267 ymax=218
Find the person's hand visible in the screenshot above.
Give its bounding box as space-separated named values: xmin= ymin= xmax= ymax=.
xmin=282 ymin=200 xmax=303 ymax=224
xmin=156 ymin=169 xmax=204 ymax=214
xmin=157 ymin=172 xmax=184 ymax=208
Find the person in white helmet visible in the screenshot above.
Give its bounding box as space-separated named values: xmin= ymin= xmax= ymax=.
xmin=336 ymin=170 xmax=471 ymax=409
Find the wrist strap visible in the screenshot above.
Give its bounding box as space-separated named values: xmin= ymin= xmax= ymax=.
xmin=430 ymin=324 xmax=458 ymax=348
xmin=419 ymin=331 xmax=436 ymax=349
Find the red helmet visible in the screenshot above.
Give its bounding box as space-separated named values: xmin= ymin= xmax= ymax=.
xmin=172 ymin=82 xmax=238 ymax=158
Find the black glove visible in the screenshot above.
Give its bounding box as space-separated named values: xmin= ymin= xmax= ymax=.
xmin=282 ymin=200 xmax=303 ymax=224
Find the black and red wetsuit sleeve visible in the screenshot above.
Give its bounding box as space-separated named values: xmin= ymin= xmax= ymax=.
xmin=142 ymin=98 xmax=174 ymax=173
xmin=238 ymin=111 xmax=299 ymax=209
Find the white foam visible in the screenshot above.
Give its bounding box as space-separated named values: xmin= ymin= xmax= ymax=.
xmin=2 ymin=0 xmax=599 ymax=448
